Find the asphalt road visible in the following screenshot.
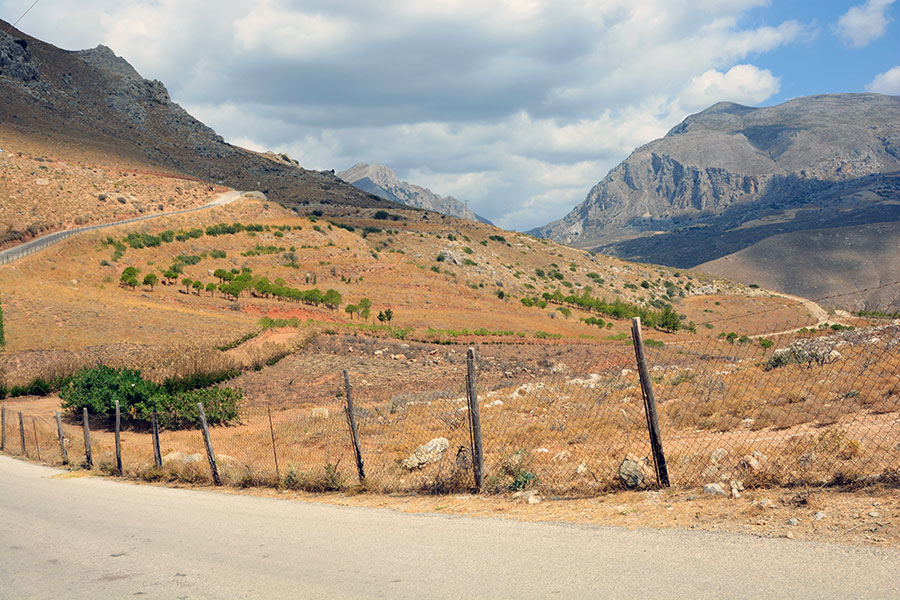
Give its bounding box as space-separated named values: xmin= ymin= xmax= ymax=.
xmin=1 ymin=456 xmax=898 ymax=599
xmin=0 ymin=189 xmax=246 ymax=266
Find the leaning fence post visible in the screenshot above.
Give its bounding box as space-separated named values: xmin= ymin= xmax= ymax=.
xmin=18 ymin=411 xmax=26 ymax=455
xmin=267 ymin=406 xmax=280 ymax=480
xmin=114 ymin=400 xmax=123 ymax=475
xmin=82 ymin=407 xmax=93 ymax=468
xmin=151 ymin=406 xmax=162 ymax=468
xmin=56 ymin=411 xmax=68 ymax=464
xmin=1 ymin=404 xmax=6 ymax=451
xmin=31 ymin=418 xmax=41 ymax=461
xmin=343 ymin=370 xmax=366 ymax=483
xmin=630 ymin=317 xmax=670 ymax=487
xmin=466 ymin=347 xmax=484 ymax=491
xmin=197 ymin=402 xmax=221 ymax=486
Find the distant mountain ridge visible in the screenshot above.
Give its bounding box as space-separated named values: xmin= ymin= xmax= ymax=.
xmin=528 ymin=93 xmax=900 ymax=309
xmin=339 ymin=163 xmax=492 ymax=224
xmin=0 ymin=21 xmax=392 ymax=212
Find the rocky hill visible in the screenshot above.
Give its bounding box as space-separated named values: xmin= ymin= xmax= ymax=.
xmin=338 ymin=163 xmax=491 ymax=224
xmin=529 ymin=93 xmax=900 ymax=308
xmin=0 ymin=21 xmax=393 ymax=213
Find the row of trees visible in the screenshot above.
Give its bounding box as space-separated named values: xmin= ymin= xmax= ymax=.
xmin=538 ymin=289 xmax=687 ymax=332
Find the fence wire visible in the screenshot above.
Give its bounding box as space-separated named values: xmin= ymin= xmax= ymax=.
xmin=2 ymin=295 xmax=899 ymax=498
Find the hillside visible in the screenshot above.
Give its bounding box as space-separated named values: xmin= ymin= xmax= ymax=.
xmin=529 ymin=94 xmax=900 ymax=307
xmin=0 ymin=21 xmax=396 ymax=221
xmin=338 ymin=163 xmax=491 ymax=224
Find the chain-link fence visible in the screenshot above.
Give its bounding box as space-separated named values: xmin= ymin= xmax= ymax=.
xmin=2 ymin=296 xmax=899 ymax=497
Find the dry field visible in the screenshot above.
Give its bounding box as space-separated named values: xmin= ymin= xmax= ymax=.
xmin=0 ymin=125 xmax=223 ymax=249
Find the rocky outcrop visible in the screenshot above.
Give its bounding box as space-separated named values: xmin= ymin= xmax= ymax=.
xmin=531 ymin=94 xmax=900 ymax=249
xmin=339 ymin=163 xmax=491 ymax=224
xmin=0 ymin=32 xmax=39 ymax=81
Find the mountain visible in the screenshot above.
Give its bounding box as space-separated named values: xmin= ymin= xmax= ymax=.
xmin=529 ymin=93 xmax=900 ymax=308
xmin=0 ymin=21 xmax=392 ymax=212
xmin=338 ymin=163 xmax=492 ymax=224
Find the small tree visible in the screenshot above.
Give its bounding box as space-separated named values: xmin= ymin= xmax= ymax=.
xmin=558 ymin=307 xmax=571 ymax=320
xmin=377 ymin=308 xmax=394 ymax=323
xmin=322 ymin=289 xmax=342 ymax=309
xmin=192 ymin=280 xmax=204 ymax=295
xmin=182 ymin=278 xmax=193 ymax=293
xmin=345 ymin=304 xmax=358 ymax=319
xmin=206 ymin=282 xmax=217 ymax=296
xmin=120 ymin=266 xmax=139 ymax=288
xmin=657 ymin=306 xmax=682 ymax=333
xmin=162 ymin=269 xmax=178 ymax=285
xmin=142 ymin=273 xmax=158 ymax=291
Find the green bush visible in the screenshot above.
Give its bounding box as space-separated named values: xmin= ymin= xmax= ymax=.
xmin=59 ymin=365 xmax=240 ymax=430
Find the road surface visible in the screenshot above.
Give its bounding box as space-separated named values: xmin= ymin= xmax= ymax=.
xmin=1 ymin=456 xmax=898 ymax=599
xmin=0 ymin=190 xmax=247 ymax=266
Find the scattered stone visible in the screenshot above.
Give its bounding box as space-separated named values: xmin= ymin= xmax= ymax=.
xmin=786 ymin=517 xmax=800 ymax=526
xmin=576 ymin=462 xmax=588 ymax=475
xmin=162 ymin=451 xmax=187 ymax=465
xmin=522 ymin=490 xmax=542 ymax=504
xmin=618 ymin=454 xmax=648 ymax=489
xmin=730 ymin=480 xmax=744 ymax=499
xmin=710 ymin=448 xmax=728 ymax=464
xmin=401 ymin=437 xmax=449 ymax=470
xmin=485 ymin=400 xmax=503 ymax=408
xmin=310 ymin=407 xmax=329 ymax=419
xmin=216 ymin=454 xmax=237 ymax=466
xmin=703 ymin=482 xmax=727 ymax=496
xmin=814 ymin=511 xmax=826 ymax=521
xmin=868 ymin=511 xmax=881 ymax=518
xmin=392 ymin=353 xmax=407 ymax=361
xmin=533 ymin=448 xmax=549 ymax=454
xmin=374 ymin=350 xmax=383 ymax=356
xmin=752 ymin=451 xmax=768 ymax=465
xmin=738 ymin=454 xmax=761 ymax=472
xmin=552 ymin=450 xmax=571 ymax=461
xmin=798 ymin=451 xmax=817 ymax=466
xmin=700 ymin=465 xmax=719 ymax=480
xmin=754 ymin=498 xmax=774 ymax=509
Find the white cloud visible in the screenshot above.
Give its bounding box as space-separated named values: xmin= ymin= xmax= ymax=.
xmin=678 ymin=65 xmax=781 ymax=112
xmin=1 ymin=0 xmax=811 ymax=230
xmin=834 ymin=0 xmax=896 ymax=47
xmin=866 ymin=65 xmax=900 ymax=94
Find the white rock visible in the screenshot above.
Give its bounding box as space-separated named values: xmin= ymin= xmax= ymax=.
xmin=702 ymin=483 xmax=727 ymax=496
xmin=310 ymin=407 xmax=329 ymax=419
xmin=401 ymin=437 xmax=449 ymax=470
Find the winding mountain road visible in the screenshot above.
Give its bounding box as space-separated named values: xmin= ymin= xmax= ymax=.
xmin=0 ymin=190 xmax=246 ymax=266
xmin=1 ymin=456 xmax=898 ymax=599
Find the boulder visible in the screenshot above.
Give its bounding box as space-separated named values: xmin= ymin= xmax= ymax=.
xmin=401 ymin=437 xmax=449 ymax=470
xmin=702 ymin=482 xmax=728 ymax=496
xmin=162 ymin=451 xmax=187 ymax=465
xmin=618 ymin=454 xmax=648 ymax=489
xmin=310 ymin=407 xmax=329 ymax=419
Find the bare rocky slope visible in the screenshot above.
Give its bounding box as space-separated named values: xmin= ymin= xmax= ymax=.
xmin=528 ymin=93 xmax=900 ymax=308
xmin=338 ymin=163 xmax=492 ymax=224
xmin=0 ymin=21 xmax=395 ymax=213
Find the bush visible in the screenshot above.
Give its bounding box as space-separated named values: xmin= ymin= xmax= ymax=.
xmin=59 ymin=365 xmax=240 ymax=430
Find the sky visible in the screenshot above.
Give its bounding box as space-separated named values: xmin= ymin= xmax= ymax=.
xmin=3 ymin=0 xmax=899 ymax=230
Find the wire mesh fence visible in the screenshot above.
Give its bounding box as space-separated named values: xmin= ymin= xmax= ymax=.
xmin=2 ymin=297 xmax=899 ymax=497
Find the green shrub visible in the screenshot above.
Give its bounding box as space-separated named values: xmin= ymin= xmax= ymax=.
xmin=59 ymin=365 xmax=240 ymax=430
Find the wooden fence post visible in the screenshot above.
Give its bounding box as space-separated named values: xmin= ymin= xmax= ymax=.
xmin=1 ymin=404 xmax=6 ymax=451
xmin=114 ymin=400 xmax=123 ymax=476
xmin=630 ymin=317 xmax=670 ymax=487
xmin=82 ymin=408 xmax=93 ymax=469
xmin=267 ymin=406 xmax=280 ymax=480
xmin=151 ymin=407 xmax=162 ymax=468
xmin=56 ymin=411 xmax=68 ymax=464
xmin=466 ymin=348 xmax=484 ymax=491
xmin=31 ymin=418 xmax=41 ymax=461
xmin=343 ymin=370 xmax=366 ymax=483
xmin=197 ymin=403 xmax=221 ymax=486
xmin=18 ymin=411 xmax=26 ymax=455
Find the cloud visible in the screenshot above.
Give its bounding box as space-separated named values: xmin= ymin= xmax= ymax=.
xmin=834 ymin=0 xmax=896 ymax=47
xmin=677 ymin=65 xmax=781 ymax=112
xmin=3 ymin=0 xmax=810 ymax=230
xmin=866 ymin=65 xmax=900 ymax=94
